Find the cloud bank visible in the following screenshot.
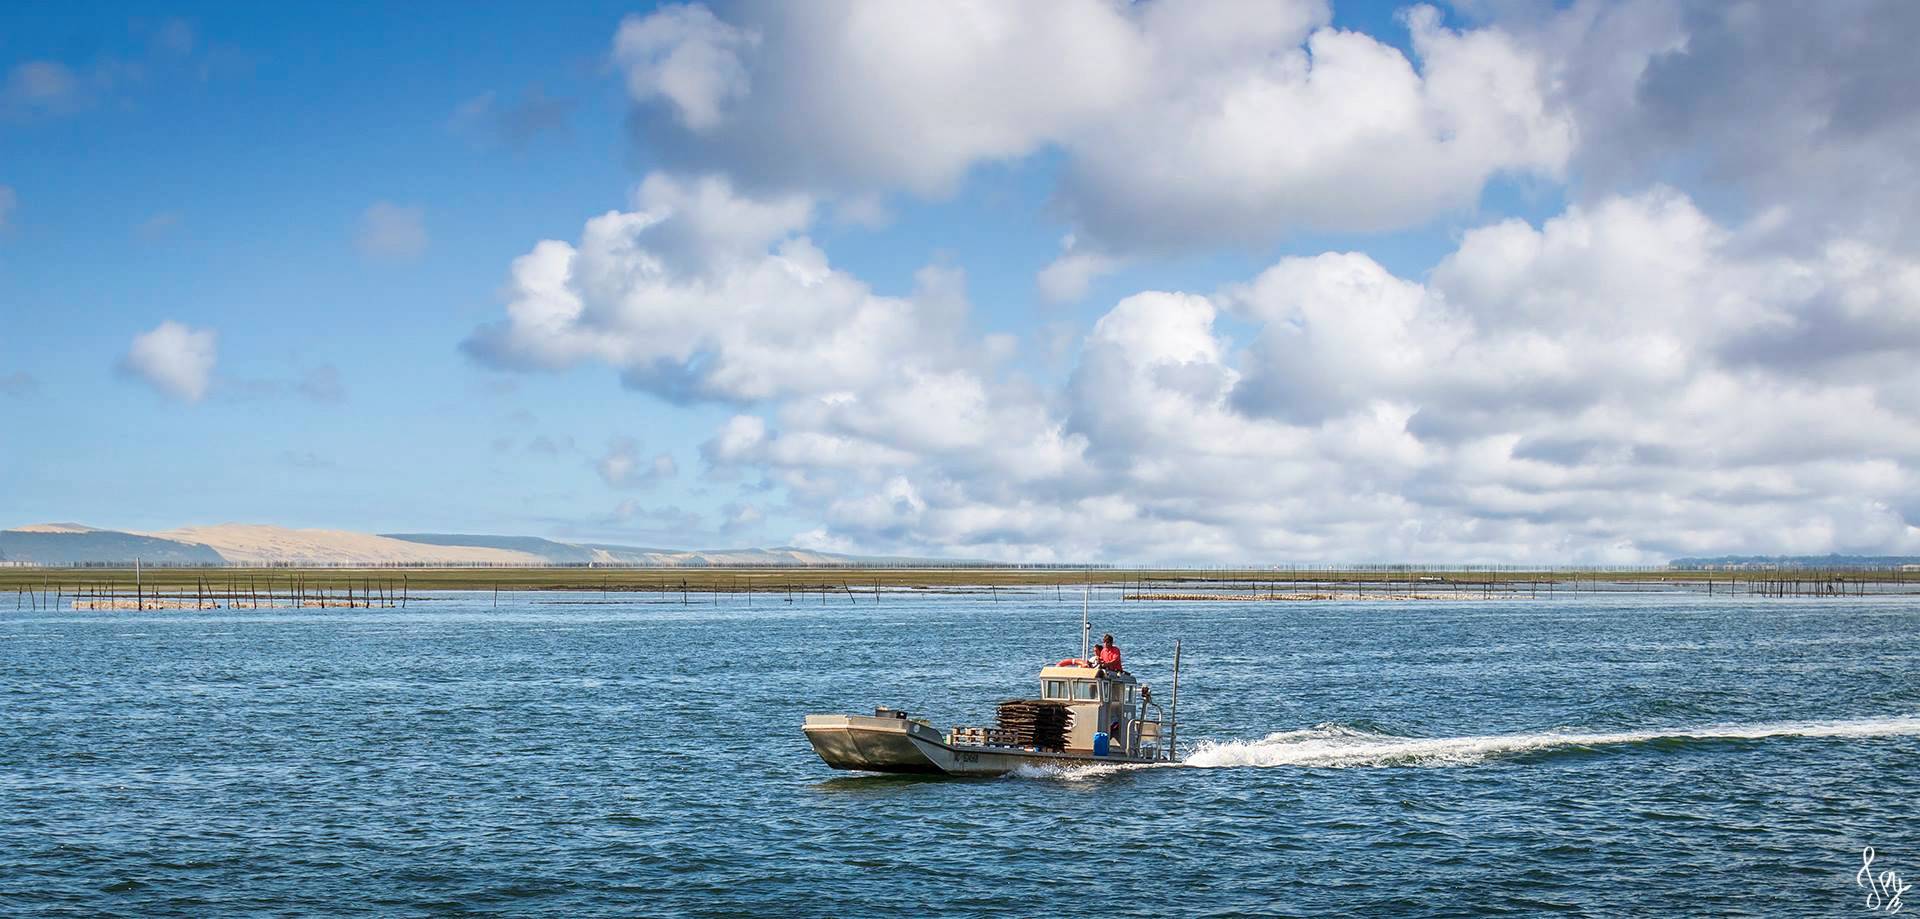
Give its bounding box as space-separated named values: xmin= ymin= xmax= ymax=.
xmin=471 ymin=174 xmax=1920 ymax=562
xmin=464 ymin=0 xmax=1920 ymax=563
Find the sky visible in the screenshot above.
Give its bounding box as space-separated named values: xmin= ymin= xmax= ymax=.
xmin=3 ymin=0 xmax=1919 ymax=564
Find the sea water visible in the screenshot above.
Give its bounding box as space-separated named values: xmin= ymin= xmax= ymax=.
xmin=2 ymin=592 xmax=1916 ymax=915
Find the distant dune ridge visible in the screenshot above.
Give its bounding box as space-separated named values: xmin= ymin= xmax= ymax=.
xmin=152 ymin=525 xmax=544 ymax=566
xmin=10 ymin=522 xmax=107 ymax=534
xmin=0 ymin=523 xmax=904 ymax=566
xmin=0 ymin=527 xmax=225 ymax=565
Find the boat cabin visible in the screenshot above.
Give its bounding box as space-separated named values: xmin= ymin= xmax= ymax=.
xmin=1036 ymin=662 xmax=1163 ymax=758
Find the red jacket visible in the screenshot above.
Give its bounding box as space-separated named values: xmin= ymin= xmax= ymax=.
xmin=1095 ymin=645 xmax=1123 ymax=670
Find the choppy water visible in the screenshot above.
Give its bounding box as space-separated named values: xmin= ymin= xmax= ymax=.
xmin=3 ymin=592 xmax=1917 ymax=916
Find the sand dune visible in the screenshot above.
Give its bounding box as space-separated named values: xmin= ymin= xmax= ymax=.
xmin=149 ymin=525 xmax=545 ymax=566
xmin=6 ymin=522 xmax=923 ymax=566
xmin=11 ymin=522 xmax=106 ymax=534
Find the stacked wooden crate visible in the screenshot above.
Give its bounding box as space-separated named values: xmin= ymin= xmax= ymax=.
xmin=995 ymin=699 xmax=1073 ymax=751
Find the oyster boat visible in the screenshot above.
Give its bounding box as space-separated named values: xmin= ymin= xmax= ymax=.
xmin=804 ymin=635 xmax=1182 ymax=777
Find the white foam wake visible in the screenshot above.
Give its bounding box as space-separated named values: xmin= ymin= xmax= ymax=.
xmin=1179 ymin=716 xmax=1920 ymax=769
xmin=1006 ymin=761 xmax=1148 ymax=781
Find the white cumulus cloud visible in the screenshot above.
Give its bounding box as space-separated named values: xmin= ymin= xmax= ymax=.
xmin=613 ymin=0 xmax=1572 ymax=251
xmin=1518 ymin=0 xmax=1920 ymax=251
xmin=463 ymin=172 xmax=976 ymax=404
xmin=1036 ymin=235 xmax=1120 ymax=304
xmin=120 ymin=321 xmax=218 ymax=402
xmin=613 ymin=4 xmax=759 ymax=132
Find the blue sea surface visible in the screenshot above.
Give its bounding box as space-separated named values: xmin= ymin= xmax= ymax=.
xmin=2 ymin=591 xmax=1917 ymax=916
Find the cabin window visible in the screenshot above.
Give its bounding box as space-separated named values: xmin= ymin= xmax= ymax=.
xmin=1044 ymin=680 xmax=1067 ymax=700
xmin=1074 ymin=682 xmax=1099 ymax=701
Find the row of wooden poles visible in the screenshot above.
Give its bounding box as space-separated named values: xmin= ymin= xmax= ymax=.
xmin=562 ymin=579 xmax=887 ymax=606
xmin=1115 ymin=570 xmax=1915 ymax=600
xmin=1121 ymin=575 xmax=1561 ymax=600
xmin=11 ymin=569 xmax=1914 ymax=610
xmin=12 ymin=576 xmax=410 ymax=611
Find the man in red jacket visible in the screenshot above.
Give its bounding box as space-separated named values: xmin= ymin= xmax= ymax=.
xmin=1094 ymin=633 xmax=1123 ymax=672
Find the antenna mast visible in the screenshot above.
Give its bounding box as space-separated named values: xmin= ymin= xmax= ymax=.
xmin=1080 ymin=581 xmax=1090 ymax=662
xmin=1168 ymin=638 xmax=1181 ymax=761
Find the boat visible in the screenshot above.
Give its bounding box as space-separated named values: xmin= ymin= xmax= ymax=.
xmin=804 ymin=614 xmax=1183 ymax=776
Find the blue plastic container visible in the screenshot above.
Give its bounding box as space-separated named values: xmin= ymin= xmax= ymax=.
xmin=1092 ymin=731 xmax=1110 ymax=756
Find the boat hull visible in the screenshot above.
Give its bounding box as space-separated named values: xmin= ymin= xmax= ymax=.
xmin=804 ymin=713 xmax=1156 ymax=776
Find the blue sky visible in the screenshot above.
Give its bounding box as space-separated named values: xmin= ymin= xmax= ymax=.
xmin=5 ymin=1 xmax=1918 ymax=563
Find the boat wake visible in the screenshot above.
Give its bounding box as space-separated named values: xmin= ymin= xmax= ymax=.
xmin=1006 ymin=761 xmax=1151 ymax=781
xmin=1180 ymin=715 xmax=1920 ymax=769
xmin=1007 ymin=716 xmax=1920 ymax=779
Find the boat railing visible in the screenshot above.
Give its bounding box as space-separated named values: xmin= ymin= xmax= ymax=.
xmin=1132 ymin=701 xmax=1169 ymax=760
